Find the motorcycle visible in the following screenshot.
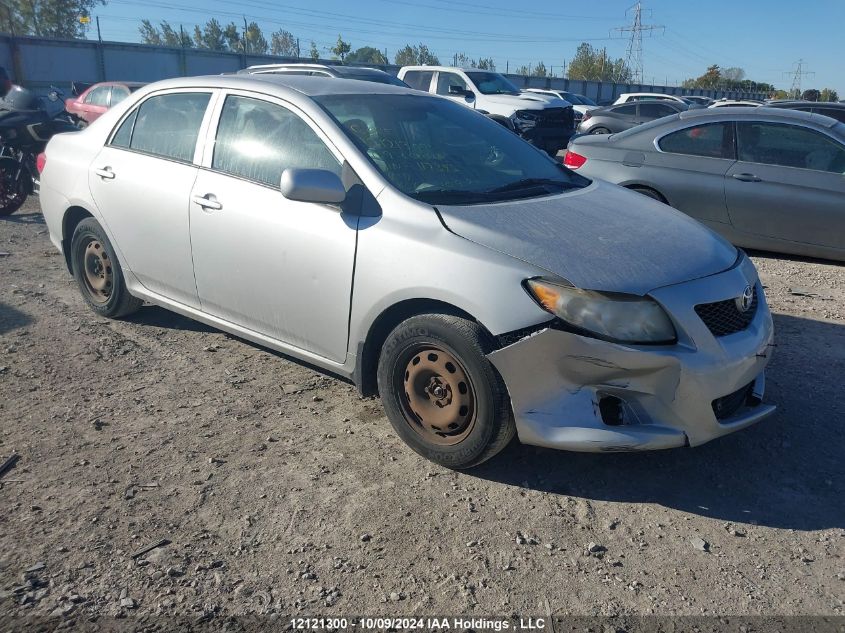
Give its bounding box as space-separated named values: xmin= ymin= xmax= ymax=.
xmin=0 ymin=85 xmax=79 ymax=216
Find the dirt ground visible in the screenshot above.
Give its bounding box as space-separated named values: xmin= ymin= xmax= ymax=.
xmin=0 ymin=199 xmax=843 ymax=626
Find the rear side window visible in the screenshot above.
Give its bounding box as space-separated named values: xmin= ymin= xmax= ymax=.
xmin=814 ymin=108 xmax=845 ymax=124
xmin=658 ymin=122 xmax=732 ymax=159
xmin=403 ymin=71 xmax=433 ymax=92
xmin=212 ymin=95 xmax=340 ymax=187
xmin=85 ymin=86 xmax=110 ymax=106
xmin=128 ymin=93 xmax=211 ymax=162
xmin=613 ymin=104 xmax=637 ymax=115
xmin=737 ymin=122 xmax=845 ymax=173
xmin=110 ymin=86 xmax=130 ymax=106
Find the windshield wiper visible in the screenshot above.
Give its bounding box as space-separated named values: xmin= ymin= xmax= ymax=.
xmin=486 ymin=178 xmax=575 ymax=194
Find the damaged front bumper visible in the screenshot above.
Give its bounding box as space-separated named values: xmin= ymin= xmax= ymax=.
xmin=488 ymin=260 xmax=776 ymax=452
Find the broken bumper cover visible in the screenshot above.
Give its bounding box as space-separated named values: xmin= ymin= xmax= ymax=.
xmin=488 ymin=261 xmax=776 ymax=452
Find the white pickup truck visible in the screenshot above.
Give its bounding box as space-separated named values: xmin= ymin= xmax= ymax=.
xmin=398 ymin=66 xmax=575 ymax=155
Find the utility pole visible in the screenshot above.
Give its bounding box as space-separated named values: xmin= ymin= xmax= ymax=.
xmin=96 ymin=16 xmax=102 ymax=43
xmin=242 ymin=16 xmax=248 ymax=55
xmin=784 ymin=59 xmax=814 ymax=99
xmin=612 ymin=2 xmax=664 ymax=84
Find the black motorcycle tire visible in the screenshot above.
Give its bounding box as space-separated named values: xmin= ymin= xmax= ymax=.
xmin=0 ymin=156 xmax=28 ymax=216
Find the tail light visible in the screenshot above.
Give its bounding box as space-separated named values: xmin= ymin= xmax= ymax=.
xmin=563 ymin=150 xmax=587 ymax=170
xmin=36 ymin=152 xmax=47 ymax=174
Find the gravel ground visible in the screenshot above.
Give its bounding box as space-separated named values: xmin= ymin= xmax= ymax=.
xmin=0 ymin=199 xmax=843 ymax=626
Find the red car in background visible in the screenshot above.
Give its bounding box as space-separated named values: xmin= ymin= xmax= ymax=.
xmin=65 ymin=81 xmax=146 ymax=127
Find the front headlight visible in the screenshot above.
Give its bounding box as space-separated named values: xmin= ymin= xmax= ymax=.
xmin=526 ymin=278 xmax=677 ymax=344
xmin=511 ymin=110 xmax=538 ymax=131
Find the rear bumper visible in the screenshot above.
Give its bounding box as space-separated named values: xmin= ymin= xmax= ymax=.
xmin=520 ymin=127 xmax=575 ymax=155
xmin=488 ymin=260 xmax=776 ymax=452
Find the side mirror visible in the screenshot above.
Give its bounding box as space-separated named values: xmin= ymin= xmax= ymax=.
xmin=280 ymin=168 xmax=346 ymax=204
xmin=48 ymin=90 xmax=59 ymax=102
xmin=449 ymin=85 xmax=474 ymax=99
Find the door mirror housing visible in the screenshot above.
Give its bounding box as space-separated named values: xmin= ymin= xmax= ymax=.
xmin=280 ymin=168 xmax=346 ymax=204
xmin=449 ymin=85 xmax=474 ymax=99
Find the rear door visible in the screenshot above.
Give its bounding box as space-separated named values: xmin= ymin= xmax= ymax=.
xmin=188 ymin=92 xmax=357 ymax=362
xmin=649 ymin=121 xmax=736 ymax=225
xmin=637 ymin=102 xmax=678 ymax=124
xmin=88 ymin=90 xmax=215 ymax=308
xmin=725 ymin=121 xmax=845 ymax=249
xmin=401 ymin=70 xmax=435 ymax=93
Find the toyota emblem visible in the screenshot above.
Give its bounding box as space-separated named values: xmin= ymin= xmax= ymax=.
xmin=735 ymin=285 xmax=754 ymax=313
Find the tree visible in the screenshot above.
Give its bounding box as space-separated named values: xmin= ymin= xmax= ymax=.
xmin=346 ymin=46 xmax=387 ymax=65
xmin=722 ymin=67 xmax=745 ymax=83
xmin=271 ymin=29 xmax=299 ymax=57
xmin=160 ymin=21 xmax=192 ymax=48
xmin=393 ymin=43 xmax=439 ymax=66
xmin=476 ymin=57 xmax=495 ymax=71
xmin=193 ymin=19 xmax=227 ymax=51
xmin=139 ymin=19 xmax=163 ymax=46
xmin=0 ymin=0 xmax=104 ymax=38
xmin=514 ymin=65 xmax=529 ymax=76
xmin=309 ymin=41 xmax=320 ymax=61
xmin=244 ymin=21 xmax=268 ymax=54
xmin=331 ymin=35 xmax=351 ymax=61
xmin=567 ymin=43 xmax=631 ymax=82
xmin=801 ymin=88 xmax=821 ymax=102
xmin=533 ymin=61 xmax=548 ymax=78
xmin=222 ymin=22 xmax=241 ymax=52
xmin=820 ymin=88 xmax=840 ymax=102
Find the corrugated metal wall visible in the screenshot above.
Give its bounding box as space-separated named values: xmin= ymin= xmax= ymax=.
xmin=1 ymin=34 xmax=769 ymax=102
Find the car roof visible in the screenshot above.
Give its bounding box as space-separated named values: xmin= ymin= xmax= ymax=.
xmin=135 ymin=73 xmax=414 ymax=98
xmin=766 ymin=100 xmax=845 ymax=109
xmin=242 ymin=63 xmax=393 ymax=77
xmin=678 ymin=106 xmax=840 ymax=128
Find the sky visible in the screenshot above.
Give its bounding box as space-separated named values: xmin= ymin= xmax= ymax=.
xmin=93 ymin=0 xmax=843 ymax=96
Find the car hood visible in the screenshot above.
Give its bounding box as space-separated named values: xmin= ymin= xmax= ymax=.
xmin=436 ymin=180 xmax=738 ymax=296
xmin=483 ymin=93 xmax=569 ymax=110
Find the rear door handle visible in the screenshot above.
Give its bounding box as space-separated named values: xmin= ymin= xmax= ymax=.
xmin=732 ymin=173 xmax=761 ymax=182
xmin=94 ymin=166 xmax=115 ymax=179
xmin=192 ymin=194 xmax=222 ymax=211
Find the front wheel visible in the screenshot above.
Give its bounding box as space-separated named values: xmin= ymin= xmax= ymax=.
xmin=377 ymin=314 xmax=515 ymax=469
xmin=0 ymin=161 xmax=28 ymax=216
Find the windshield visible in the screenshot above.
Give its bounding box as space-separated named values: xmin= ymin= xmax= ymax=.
xmin=464 ymin=71 xmax=520 ymax=96
xmin=316 ymin=93 xmax=589 ymax=205
xmin=561 ymin=92 xmax=585 ymax=105
xmin=347 ymin=73 xmax=408 ymax=87
xmin=578 ymin=95 xmax=597 ymax=106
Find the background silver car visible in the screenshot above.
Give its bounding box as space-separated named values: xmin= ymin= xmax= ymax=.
xmin=576 ymin=100 xmax=688 ymax=135
xmin=39 ymin=75 xmax=775 ymax=468
xmin=567 ymin=107 xmax=845 ymax=262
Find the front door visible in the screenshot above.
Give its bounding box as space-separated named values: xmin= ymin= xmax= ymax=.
xmin=725 ymin=121 xmax=845 ymax=249
xmin=88 ymin=90 xmax=214 ymax=308
xmin=189 ymin=93 xmax=357 ymax=362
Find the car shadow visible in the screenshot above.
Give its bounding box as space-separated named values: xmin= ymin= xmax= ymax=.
xmin=1 ymin=212 xmax=45 ymax=225
xmin=0 ymin=301 xmax=34 ymax=335
xmin=124 ymin=304 xmax=216 ymax=334
xmin=470 ymin=313 xmax=845 ymax=531
xmin=746 ymin=248 xmax=843 ymax=267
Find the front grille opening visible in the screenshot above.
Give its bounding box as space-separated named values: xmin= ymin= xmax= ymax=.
xmin=695 ymin=286 xmax=758 ymax=337
xmin=712 ymin=382 xmax=759 ymax=421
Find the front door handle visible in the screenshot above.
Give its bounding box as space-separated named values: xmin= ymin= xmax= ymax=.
xmin=192 ymin=194 xmax=222 ymax=211
xmin=94 ymin=166 xmax=115 ymax=179
xmin=732 ymin=173 xmax=761 ymax=182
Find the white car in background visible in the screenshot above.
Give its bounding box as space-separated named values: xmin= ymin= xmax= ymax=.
xmin=524 ymin=88 xmax=600 ymax=123
xmin=709 ymin=99 xmax=764 ymax=108
xmin=614 ymin=92 xmax=697 ymax=106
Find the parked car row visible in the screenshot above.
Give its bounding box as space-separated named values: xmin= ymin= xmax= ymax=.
xmin=37 ymin=73 xmax=779 ymax=467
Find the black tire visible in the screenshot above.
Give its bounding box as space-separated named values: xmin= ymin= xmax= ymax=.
xmin=70 ymin=217 xmax=142 ymax=318
xmin=629 ymin=186 xmax=667 ymax=203
xmin=589 ymin=126 xmax=611 ymax=135
xmin=0 ymin=163 xmax=28 ymax=216
xmin=377 ymin=314 xmax=515 ymax=469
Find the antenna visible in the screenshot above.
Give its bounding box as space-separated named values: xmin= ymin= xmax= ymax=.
xmin=784 ymin=59 xmax=814 ymax=98
xmin=612 ymin=2 xmax=664 ymax=84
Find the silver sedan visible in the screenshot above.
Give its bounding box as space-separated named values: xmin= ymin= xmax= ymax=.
xmin=566 ymin=107 xmax=845 ymax=261
xmin=38 ymin=75 xmax=775 ymax=468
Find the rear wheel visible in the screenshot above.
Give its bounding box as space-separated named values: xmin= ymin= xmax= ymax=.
xmin=589 ymin=126 xmax=611 ymax=135
xmin=628 ymin=186 xmax=667 ymax=203
xmin=0 ymin=163 xmax=28 ymax=216
xmin=377 ymin=314 xmax=515 ymax=469
xmin=70 ymin=217 xmax=142 ymax=318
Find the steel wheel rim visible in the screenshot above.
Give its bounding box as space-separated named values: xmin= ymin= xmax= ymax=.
xmin=397 ymin=345 xmax=477 ymax=446
xmin=81 ymin=239 xmax=113 ymax=304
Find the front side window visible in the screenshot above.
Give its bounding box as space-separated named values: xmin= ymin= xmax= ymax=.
xmin=737 ymin=122 xmax=845 ymax=173
xmin=85 ymin=86 xmax=110 ymax=106
xmin=402 ymin=71 xmax=433 ymax=91
xmin=110 ymin=109 xmax=137 ymax=148
xmin=639 ymin=103 xmax=676 ymax=118
xmin=212 ymin=95 xmax=340 ymax=188
xmin=317 ymin=93 xmax=589 ymax=205
xmin=129 ymin=92 xmax=211 ymax=162
xmin=464 ymin=72 xmax=520 ymax=95
xmin=436 ymin=72 xmax=468 ymax=95
xmin=659 ymin=122 xmax=732 ymax=159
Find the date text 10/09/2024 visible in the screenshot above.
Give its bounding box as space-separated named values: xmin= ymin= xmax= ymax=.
xmin=290 ymin=617 xmax=549 ymax=631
